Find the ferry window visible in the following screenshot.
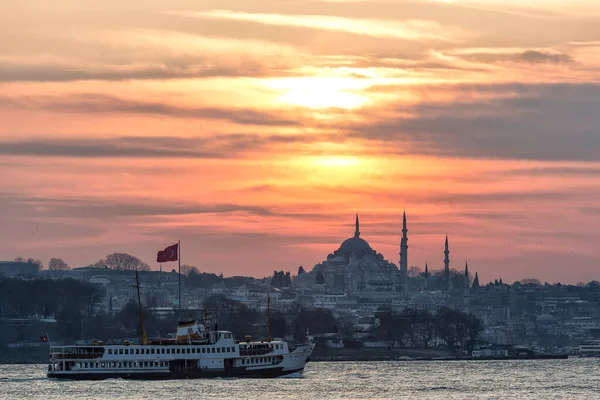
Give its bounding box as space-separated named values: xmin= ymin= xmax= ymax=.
xmin=119 ymin=349 xmax=123 ymax=355
xmin=191 ymin=348 xmax=195 ymax=354
xmin=151 ymin=349 xmax=155 ymax=354
xmin=161 ymin=349 xmax=165 ymax=354
xmin=222 ymin=347 xmax=225 ymax=353
xmin=202 ymin=348 xmax=205 ymax=354
xmin=212 ymin=348 xmax=215 ymax=353
xmin=177 ymin=349 xmax=181 ymax=354
xmin=187 ymin=348 xmax=191 ymax=354
xmin=108 ymin=349 xmax=113 ymax=355
xmin=135 ymin=349 xmax=139 ymax=354
xmin=124 ymin=349 xmax=128 ymax=355
xmin=217 ymin=348 xmax=221 ymax=353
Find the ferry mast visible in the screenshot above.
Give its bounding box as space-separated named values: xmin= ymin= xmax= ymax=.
xmin=135 ymin=269 xmax=148 ymax=345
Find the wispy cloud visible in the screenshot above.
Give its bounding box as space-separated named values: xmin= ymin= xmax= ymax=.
xmin=513 ymin=50 xmax=574 ymax=64
xmin=0 ymin=93 xmax=301 ymax=126
xmin=0 ymin=60 xmax=279 ymax=83
xmin=0 ymin=134 xmax=324 ymax=159
xmin=168 ymin=9 xmax=469 ymax=42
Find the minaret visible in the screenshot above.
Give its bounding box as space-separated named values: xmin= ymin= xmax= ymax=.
xmin=444 ymin=234 xmax=450 ymax=289
xmin=354 ymin=213 xmax=360 ymax=237
xmin=424 ymin=261 xmax=429 ymax=290
xmin=400 ymin=210 xmax=408 ymax=280
xmin=472 ymin=272 xmax=480 ymax=289
xmin=464 ymin=260 xmax=470 ymax=289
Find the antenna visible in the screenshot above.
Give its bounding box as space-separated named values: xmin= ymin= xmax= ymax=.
xmin=135 ymin=270 xmax=148 ymax=345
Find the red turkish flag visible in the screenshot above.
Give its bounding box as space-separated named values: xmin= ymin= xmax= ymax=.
xmin=40 ymin=335 xmax=48 ymax=343
xmin=157 ymin=243 xmax=178 ymax=263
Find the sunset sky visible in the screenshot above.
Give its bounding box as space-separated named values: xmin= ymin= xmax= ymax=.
xmin=1 ymin=0 xmax=600 ymax=283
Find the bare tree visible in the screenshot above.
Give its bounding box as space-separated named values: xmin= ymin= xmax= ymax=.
xmin=14 ymin=257 xmax=25 ymax=262
xmin=49 ymin=257 xmax=70 ymax=271
xmin=181 ymin=265 xmax=199 ymax=276
xmin=93 ymin=253 xmax=150 ymax=271
xmin=408 ymin=266 xmax=422 ymax=278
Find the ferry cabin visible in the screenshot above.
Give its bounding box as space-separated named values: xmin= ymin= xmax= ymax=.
xmin=48 ymin=331 xmax=306 ymax=378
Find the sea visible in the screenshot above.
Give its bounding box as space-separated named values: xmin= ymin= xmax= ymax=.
xmin=1 ymin=359 xmax=600 ymax=399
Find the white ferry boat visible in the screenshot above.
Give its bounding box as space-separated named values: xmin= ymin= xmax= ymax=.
xmin=47 ymin=272 xmax=314 ymax=380
xmin=47 ymin=321 xmax=314 ymax=380
xmin=579 ymin=340 xmax=600 ymax=357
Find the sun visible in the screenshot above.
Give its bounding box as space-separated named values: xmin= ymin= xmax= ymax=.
xmin=313 ymin=156 xmax=360 ymax=167
xmin=264 ymin=76 xmax=370 ymax=109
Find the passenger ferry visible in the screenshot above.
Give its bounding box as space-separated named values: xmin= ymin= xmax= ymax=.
xmin=47 ymin=272 xmax=314 ymax=380
xmin=579 ymin=340 xmax=600 ymax=357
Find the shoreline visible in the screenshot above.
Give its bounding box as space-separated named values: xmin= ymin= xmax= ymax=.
xmin=1 ymin=355 xmax=569 ymax=365
xmin=312 ymin=355 xmax=569 ymax=362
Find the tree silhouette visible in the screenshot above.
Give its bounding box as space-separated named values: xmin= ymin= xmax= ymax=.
xmin=49 ymin=258 xmax=70 ymax=271
xmin=93 ymin=253 xmax=150 ymax=271
xmin=181 ymin=265 xmax=199 ymax=276
xmin=408 ymin=266 xmax=422 ymax=278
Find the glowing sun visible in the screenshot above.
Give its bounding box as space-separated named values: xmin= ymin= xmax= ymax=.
xmin=264 ymin=76 xmax=370 ymax=109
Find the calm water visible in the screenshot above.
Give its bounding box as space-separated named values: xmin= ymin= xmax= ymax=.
xmin=1 ymin=359 xmax=600 ymax=399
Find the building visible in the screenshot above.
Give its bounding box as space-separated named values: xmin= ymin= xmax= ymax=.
xmin=294 ymin=214 xmax=404 ymax=295
xmin=0 ymin=261 xmax=39 ymax=277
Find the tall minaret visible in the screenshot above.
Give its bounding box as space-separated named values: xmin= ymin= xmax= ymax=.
xmin=424 ymin=261 xmax=429 ymax=290
xmin=400 ymin=210 xmax=408 ymax=280
xmin=444 ymin=234 xmax=450 ymax=289
xmin=354 ymin=213 xmax=360 ymax=237
xmin=464 ymin=260 xmax=470 ymax=289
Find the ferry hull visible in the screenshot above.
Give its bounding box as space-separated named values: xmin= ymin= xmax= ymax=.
xmin=47 ymin=367 xmax=305 ymax=380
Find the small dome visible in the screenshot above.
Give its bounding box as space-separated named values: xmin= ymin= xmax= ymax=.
xmin=311 ymin=284 xmax=326 ymax=293
xmin=410 ymin=291 xmax=434 ymax=305
xmin=331 ymin=255 xmax=347 ymax=263
xmin=536 ymin=314 xmax=556 ymax=323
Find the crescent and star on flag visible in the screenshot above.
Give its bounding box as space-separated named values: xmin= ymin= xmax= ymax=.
xmin=157 ymin=243 xmax=179 ymax=263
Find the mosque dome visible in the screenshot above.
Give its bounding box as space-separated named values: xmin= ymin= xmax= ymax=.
xmin=536 ymin=314 xmax=556 ymax=324
xmin=337 ymin=237 xmax=373 ymax=259
xmin=311 ymin=284 xmax=326 ymax=293
xmin=410 ymin=291 xmax=434 ymax=306
xmin=334 ymin=213 xmax=375 ymax=259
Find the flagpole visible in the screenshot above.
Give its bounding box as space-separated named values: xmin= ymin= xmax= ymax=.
xmin=178 ymin=239 xmax=181 ymax=323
